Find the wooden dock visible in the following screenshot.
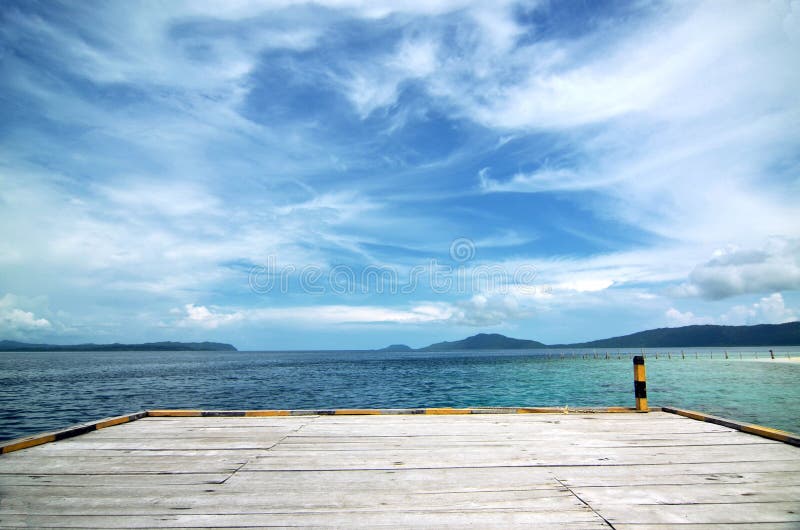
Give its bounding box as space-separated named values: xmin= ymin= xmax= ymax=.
xmin=1 ymin=411 xmax=799 ymax=528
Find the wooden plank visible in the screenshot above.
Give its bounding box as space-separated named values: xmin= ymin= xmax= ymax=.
xmin=0 ymin=472 xmax=560 ymax=495
xmin=614 ymin=521 xmax=800 ymax=530
xmin=243 ymin=445 xmax=800 ymax=470
xmin=0 ymin=473 xmax=231 ymax=486
xmin=0 ymin=489 xmax=584 ymax=515
xmin=0 ymin=455 xmax=245 ymax=474
xmin=269 ymin=437 xmax=778 ymax=450
xmin=33 ymin=437 xmax=288 ymax=451
xmin=278 ymin=433 xmax=779 ymax=447
xmin=0 ymin=509 xmax=608 ymax=528
xmin=571 ymin=483 xmax=800 ymax=504
xmin=557 ymin=470 xmax=800 ymax=487
xmin=596 ymin=501 xmax=800 ymax=525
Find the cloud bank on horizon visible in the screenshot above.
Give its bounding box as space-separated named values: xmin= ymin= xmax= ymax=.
xmin=1 ymin=0 xmax=798 ymax=349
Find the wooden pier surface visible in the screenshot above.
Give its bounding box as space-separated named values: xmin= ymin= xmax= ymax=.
xmin=1 ymin=411 xmax=799 ymax=528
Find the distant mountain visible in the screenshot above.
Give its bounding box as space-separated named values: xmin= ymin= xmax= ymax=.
xmin=407 ymin=322 xmax=800 ymax=351
xmin=377 ymin=344 xmax=414 ymax=352
xmin=556 ymin=322 xmax=800 ymax=348
xmin=0 ymin=340 xmax=237 ymax=352
xmin=419 ymin=333 xmax=547 ymax=351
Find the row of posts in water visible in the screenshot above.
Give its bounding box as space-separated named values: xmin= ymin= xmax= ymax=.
xmin=545 ymin=349 xmax=791 ymax=360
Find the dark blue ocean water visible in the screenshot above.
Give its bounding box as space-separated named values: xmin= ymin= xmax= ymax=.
xmin=1 ymin=347 xmax=799 ymax=441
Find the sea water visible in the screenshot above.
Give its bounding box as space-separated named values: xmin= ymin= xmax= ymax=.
xmin=1 ymin=347 xmax=798 ymax=441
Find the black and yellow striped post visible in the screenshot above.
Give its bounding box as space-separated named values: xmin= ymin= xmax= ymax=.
xmin=633 ymin=355 xmax=648 ymax=412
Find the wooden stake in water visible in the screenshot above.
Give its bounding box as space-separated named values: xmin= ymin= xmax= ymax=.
xmin=724 ymin=350 xmax=728 ymax=360
xmin=681 ymin=350 xmax=685 ymax=360
xmin=770 ymin=349 xmax=775 ymax=360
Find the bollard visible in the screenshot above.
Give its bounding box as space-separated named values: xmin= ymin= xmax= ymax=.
xmin=633 ymin=356 xmax=648 ymax=411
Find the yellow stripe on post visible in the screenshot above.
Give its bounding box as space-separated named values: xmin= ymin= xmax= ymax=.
xmin=633 ymin=355 xmax=648 ymax=412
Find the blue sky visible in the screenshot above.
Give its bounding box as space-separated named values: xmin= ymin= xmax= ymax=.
xmin=1 ymin=0 xmax=799 ymax=350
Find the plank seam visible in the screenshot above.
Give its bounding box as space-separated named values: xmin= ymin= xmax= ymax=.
xmin=553 ymin=476 xmax=617 ymax=529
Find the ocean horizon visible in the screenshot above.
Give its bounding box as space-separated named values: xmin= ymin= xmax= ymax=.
xmin=2 ymin=346 xmax=799 ymax=443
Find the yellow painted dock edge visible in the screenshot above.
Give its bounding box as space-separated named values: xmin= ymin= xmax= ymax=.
xmin=0 ymin=407 xmax=652 ymax=455
xmin=146 ymin=407 xmax=646 ymax=417
xmin=662 ymin=406 xmax=800 ymax=447
xmin=0 ymin=411 xmax=147 ymax=454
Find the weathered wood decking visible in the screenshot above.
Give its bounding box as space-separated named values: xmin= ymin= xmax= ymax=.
xmin=1 ymin=412 xmax=799 ymax=528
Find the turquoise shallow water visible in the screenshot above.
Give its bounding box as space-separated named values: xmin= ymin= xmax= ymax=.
xmin=0 ymin=347 xmax=798 ymax=441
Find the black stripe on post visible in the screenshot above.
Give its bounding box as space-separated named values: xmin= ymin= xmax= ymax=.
xmin=634 ymin=380 xmax=647 ymax=398
xmin=633 ymin=355 xmax=644 ymax=365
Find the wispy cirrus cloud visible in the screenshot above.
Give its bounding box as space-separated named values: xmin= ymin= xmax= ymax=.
xmin=0 ymin=1 xmax=797 ymax=348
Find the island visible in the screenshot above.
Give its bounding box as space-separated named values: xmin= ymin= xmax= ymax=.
xmin=0 ymin=341 xmax=238 ymax=352
xmin=377 ymin=344 xmax=414 ymax=352
xmin=380 ymin=321 xmax=800 ymax=351
xmin=419 ymin=333 xmax=546 ymax=351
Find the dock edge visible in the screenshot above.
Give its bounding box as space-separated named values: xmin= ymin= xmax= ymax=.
xmin=662 ymin=406 xmax=800 ymax=447
xmin=0 ymin=411 xmax=147 ymax=454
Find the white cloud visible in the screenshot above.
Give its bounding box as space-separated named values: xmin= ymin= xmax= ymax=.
xmin=679 ymin=239 xmax=800 ymax=300
xmin=181 ymin=304 xmax=244 ymax=329
xmin=665 ymin=307 xmax=713 ymax=327
xmin=339 ymin=36 xmax=442 ymax=118
xmin=100 ymin=181 xmax=221 ymax=218
xmin=480 ymin=168 xmax=589 ymax=193
xmin=471 ymin=2 xmax=800 ymax=257
xmin=0 ymin=294 xmax=52 ymax=335
xmin=666 ymin=293 xmax=797 ymax=328
xmin=720 ymin=293 xmax=797 ymax=326
xmin=177 ymin=302 xmax=455 ymax=327
xmin=176 ymin=293 xmax=536 ymax=329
